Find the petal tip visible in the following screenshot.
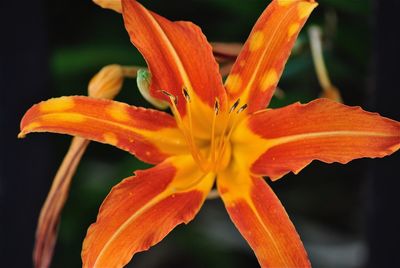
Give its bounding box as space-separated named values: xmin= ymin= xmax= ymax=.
xmin=17 ymin=131 xmax=26 ymax=139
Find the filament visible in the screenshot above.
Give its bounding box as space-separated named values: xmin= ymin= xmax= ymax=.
xmin=162 ymin=89 xmax=205 ymax=170
xmin=209 ymin=99 xmax=219 ymax=168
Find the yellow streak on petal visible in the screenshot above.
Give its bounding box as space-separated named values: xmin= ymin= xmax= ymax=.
xmin=288 ymin=22 xmax=300 ymax=37
xmin=260 ymin=70 xmax=278 ymax=92
xmin=106 ymin=103 xmax=131 ymax=122
xmin=103 ymin=132 xmax=118 ymax=146
xmin=93 ymin=0 xmax=122 ymax=13
xmin=276 ymin=0 xmax=292 ymax=7
xmin=225 ymin=74 xmax=243 ymax=94
xmin=249 ymin=31 xmax=265 ymax=52
xmin=40 ymin=97 xmax=75 ymax=113
xmin=231 ymin=115 xmax=399 ymax=173
xmin=298 ymin=2 xmax=317 ymax=19
xmin=20 ymin=122 xmax=42 ymax=136
xmin=50 ymin=113 xmax=86 ymax=123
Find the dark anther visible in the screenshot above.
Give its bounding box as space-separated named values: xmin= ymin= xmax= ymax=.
xmin=237 ymin=103 xmax=248 ymax=114
xmin=229 ymin=99 xmax=240 ymax=113
xmin=214 ymin=99 xmax=220 ymax=115
xmin=182 ymin=87 xmax=191 ymax=102
xmin=161 ymin=90 xmax=177 ymax=105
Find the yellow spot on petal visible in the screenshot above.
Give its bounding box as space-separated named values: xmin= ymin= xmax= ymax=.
xmin=288 ymin=22 xmax=300 ymax=37
xmin=260 ymin=70 xmax=278 ymax=91
xmin=52 ymin=113 xmax=86 ymax=123
xmin=106 ymin=103 xmax=130 ymax=122
xmin=239 ymin=60 xmax=245 ymax=67
xmin=40 ymin=97 xmax=75 ymax=113
xmin=103 ymin=132 xmax=118 ymax=146
xmin=249 ymin=31 xmax=265 ymax=52
xmin=225 ymin=74 xmax=243 ymax=94
xmin=21 ymin=122 xmax=42 ymax=134
xmin=277 ymin=0 xmax=291 ymax=7
xmin=298 ymin=2 xmax=315 ymax=19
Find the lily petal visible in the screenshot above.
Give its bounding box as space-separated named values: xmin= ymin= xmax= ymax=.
xmin=225 ymin=0 xmax=317 ymax=112
xmin=34 ymin=137 xmax=89 ymax=268
xmin=217 ymin=164 xmax=310 ymax=267
xmin=233 ymin=98 xmax=400 ymax=180
xmin=122 ymin=0 xmax=227 ymax=117
xmin=19 ymin=96 xmax=187 ymax=164
xmin=82 ymin=155 xmax=214 ymax=267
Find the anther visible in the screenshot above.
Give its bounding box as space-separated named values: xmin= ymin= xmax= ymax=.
xmin=182 ymin=87 xmax=191 ymax=102
xmin=161 ymin=90 xmax=178 ymax=105
xmin=237 ymin=103 xmax=248 ymax=114
xmin=229 ymin=99 xmax=240 ymax=113
xmin=214 ymin=99 xmax=220 ymax=115
xmin=161 ymin=89 xmax=174 ymax=98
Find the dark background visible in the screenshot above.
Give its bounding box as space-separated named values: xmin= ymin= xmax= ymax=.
xmin=1 ymin=0 xmax=399 ymax=267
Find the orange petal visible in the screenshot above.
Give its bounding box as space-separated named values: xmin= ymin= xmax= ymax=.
xmin=225 ymin=0 xmax=317 ymax=112
xmin=34 ymin=137 xmax=89 ymax=268
xmin=82 ymin=155 xmax=214 ymax=267
xmin=122 ymin=0 xmax=227 ymax=116
xmin=232 ymin=98 xmax=400 ymax=180
xmin=93 ymin=0 xmax=122 ymax=13
xmin=19 ymin=96 xmax=187 ymax=164
xmin=217 ymin=165 xmax=310 ymax=267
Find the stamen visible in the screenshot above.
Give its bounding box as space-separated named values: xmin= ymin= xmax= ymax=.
xmin=182 ymin=87 xmax=191 ymax=102
xmin=215 ymin=102 xmax=248 ymax=169
xmin=185 ymin=89 xmax=204 ymax=166
xmin=163 ymin=87 xmax=207 ymax=171
xmin=209 ymin=99 xmax=219 ymax=167
xmin=161 ymin=89 xmax=204 ymax=169
xmin=230 ymin=98 xmax=240 ymax=113
xmin=161 ymin=90 xmax=177 ymax=105
xmin=237 ymin=103 xmax=248 ymax=114
xmin=214 ymin=99 xmax=220 ymax=115
xmin=215 ymin=99 xmax=240 ymax=163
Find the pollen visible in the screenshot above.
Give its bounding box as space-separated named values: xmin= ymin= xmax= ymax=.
xmin=249 ymin=31 xmax=265 ymax=52
xmin=106 ymin=103 xmax=131 ymax=122
xmin=260 ymin=70 xmax=278 ymax=91
xmin=225 ymin=74 xmax=243 ymax=94
xmin=103 ymin=132 xmax=118 ymax=146
xmin=288 ymin=22 xmax=300 ymax=37
xmin=40 ymin=97 xmax=75 ymax=113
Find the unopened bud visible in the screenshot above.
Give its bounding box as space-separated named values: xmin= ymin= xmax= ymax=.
xmin=92 ymin=0 xmax=122 ymax=13
xmin=88 ymin=64 xmax=123 ymax=99
xmin=308 ymin=25 xmax=343 ymax=103
xmin=137 ymin=69 xmax=169 ymax=109
xmin=320 ymin=86 xmax=343 ymax=103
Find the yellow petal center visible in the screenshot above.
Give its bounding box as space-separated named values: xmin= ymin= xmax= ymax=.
xmin=166 ymin=90 xmax=245 ymax=174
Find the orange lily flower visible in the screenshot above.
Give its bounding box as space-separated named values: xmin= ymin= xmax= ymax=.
xmin=19 ymin=0 xmax=400 ymax=267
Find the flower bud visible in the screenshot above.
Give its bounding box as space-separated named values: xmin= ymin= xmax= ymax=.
xmin=88 ymin=64 xmax=123 ymax=99
xmin=320 ymin=86 xmax=343 ymax=103
xmin=92 ymin=0 xmax=122 ymax=13
xmin=308 ymin=25 xmax=342 ymax=103
xmin=136 ymin=69 xmax=169 ymax=109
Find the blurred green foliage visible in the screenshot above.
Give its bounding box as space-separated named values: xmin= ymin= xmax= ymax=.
xmin=44 ymin=0 xmax=371 ymax=267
